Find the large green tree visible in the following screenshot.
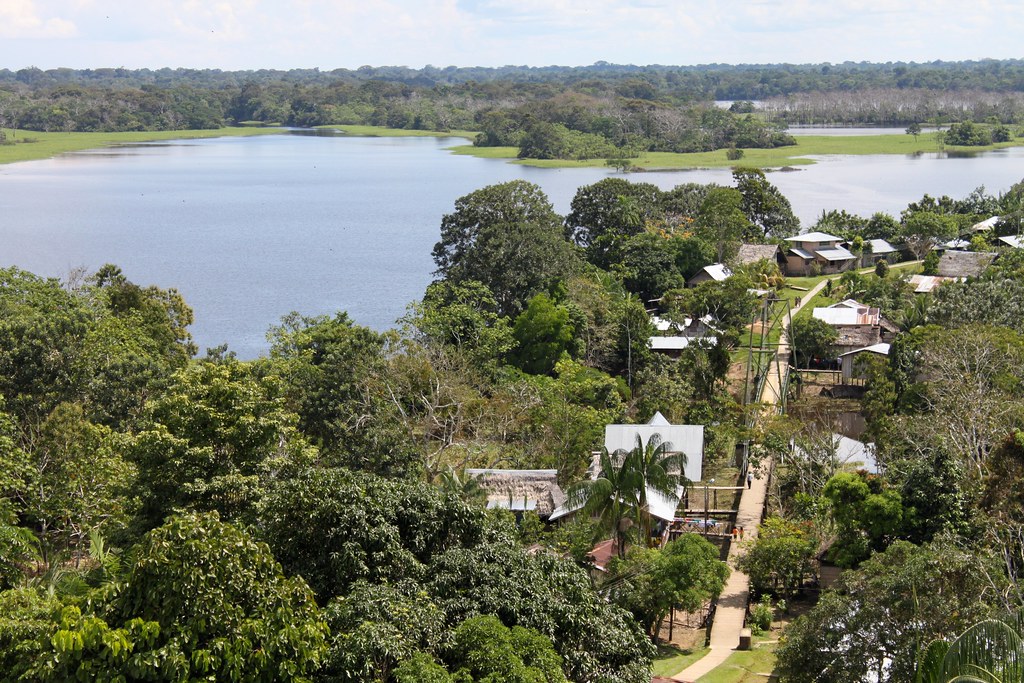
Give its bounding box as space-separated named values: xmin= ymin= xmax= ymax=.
xmin=432 ymin=181 xmax=580 ymax=316
xmin=510 ymin=293 xmax=578 ymax=375
xmin=776 ymin=539 xmax=1005 ymax=683
xmin=129 ymin=359 xmax=314 ymax=529
xmin=790 ymin=316 xmax=839 ymax=368
xmin=732 ymin=168 xmax=799 ymax=239
xmin=564 ymin=178 xmax=665 ymax=268
xmin=267 ymin=312 xmax=416 ymax=476
xmin=606 ymin=535 xmax=729 ymax=636
xmin=258 ymin=467 xmax=488 ymax=602
xmin=737 ymin=516 xmax=818 ymax=601
xmin=2 ymin=513 xmax=327 ymax=682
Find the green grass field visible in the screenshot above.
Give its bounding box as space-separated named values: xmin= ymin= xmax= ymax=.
xmin=696 ymin=644 xmax=777 ymax=683
xmin=447 ymin=132 xmax=1024 ymax=170
xmin=0 ymin=127 xmax=284 ymax=165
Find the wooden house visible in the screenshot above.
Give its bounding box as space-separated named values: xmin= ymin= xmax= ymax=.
xmin=783 ymin=232 xmax=858 ymax=276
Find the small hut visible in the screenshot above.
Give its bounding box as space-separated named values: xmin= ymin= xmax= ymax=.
xmin=937 ymin=251 xmax=997 ymax=278
xmin=465 ymin=469 xmax=567 ymax=518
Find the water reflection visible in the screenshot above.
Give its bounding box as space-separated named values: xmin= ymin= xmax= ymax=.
xmin=288 ymin=128 xmax=347 ymax=137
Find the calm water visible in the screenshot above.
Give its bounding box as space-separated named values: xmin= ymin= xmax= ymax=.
xmin=1 ymin=133 xmax=1022 ymax=358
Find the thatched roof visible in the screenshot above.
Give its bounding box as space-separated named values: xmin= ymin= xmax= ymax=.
xmin=736 ymin=243 xmax=782 ymax=265
xmin=466 ymin=469 xmax=566 ymax=517
xmin=833 ymin=325 xmax=884 ymax=349
xmin=937 ymin=251 xmax=997 ymax=278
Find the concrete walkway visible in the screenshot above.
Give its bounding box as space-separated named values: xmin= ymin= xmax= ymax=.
xmin=673 ymin=282 xmax=828 ymax=683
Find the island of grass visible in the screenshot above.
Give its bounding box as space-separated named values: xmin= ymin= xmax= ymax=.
xmin=0 ymin=127 xmax=285 ymax=166
xmin=447 ymin=132 xmax=1024 ymax=170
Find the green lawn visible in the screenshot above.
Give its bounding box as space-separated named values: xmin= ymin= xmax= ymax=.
xmin=696 ymin=644 xmax=777 ymax=683
xmin=0 ymin=127 xmax=284 ymax=165
xmin=446 ymin=133 xmax=1024 ymax=170
xmin=653 ymin=645 xmax=711 ymax=677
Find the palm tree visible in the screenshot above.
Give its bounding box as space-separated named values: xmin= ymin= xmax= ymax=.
xmin=567 ymin=448 xmax=642 ymax=559
xmin=436 ymin=467 xmax=488 ymax=506
xmin=915 ymin=610 xmax=1024 ymax=683
xmin=629 ymin=434 xmax=688 ymax=541
xmin=567 ymin=434 xmax=688 ymax=558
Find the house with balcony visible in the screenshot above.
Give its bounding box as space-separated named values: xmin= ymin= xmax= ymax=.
xmin=783 ymin=232 xmax=858 ymax=276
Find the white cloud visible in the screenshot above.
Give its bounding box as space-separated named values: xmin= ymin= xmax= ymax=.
xmin=0 ymin=0 xmax=77 ymax=39
xmin=1 ymin=0 xmax=1023 ymax=69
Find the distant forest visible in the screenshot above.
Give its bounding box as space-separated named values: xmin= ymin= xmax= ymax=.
xmin=3 ymin=59 xmax=1024 ymax=158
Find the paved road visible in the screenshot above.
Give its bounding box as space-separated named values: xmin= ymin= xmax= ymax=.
xmin=673 ymin=280 xmax=829 ymax=682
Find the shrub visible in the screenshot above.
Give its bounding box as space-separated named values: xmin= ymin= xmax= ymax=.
xmin=749 ymin=595 xmax=774 ymax=634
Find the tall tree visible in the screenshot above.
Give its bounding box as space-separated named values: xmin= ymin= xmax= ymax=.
xmin=732 ymin=167 xmax=799 ymax=239
xmin=129 ymin=359 xmax=314 ymax=529
xmin=565 ymin=178 xmax=665 ymax=268
xmin=432 ymin=181 xmax=580 ymax=316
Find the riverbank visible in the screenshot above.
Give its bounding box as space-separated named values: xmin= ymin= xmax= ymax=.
xmin=0 ymin=127 xmax=285 ymax=165
xmin=6 ymin=124 xmax=1021 ymax=172
xmin=447 ymin=132 xmax=1024 ymax=170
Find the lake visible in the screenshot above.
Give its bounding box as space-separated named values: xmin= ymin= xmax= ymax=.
xmin=1 ymin=132 xmax=1022 ymax=358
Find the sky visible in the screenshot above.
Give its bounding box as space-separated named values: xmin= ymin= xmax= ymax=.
xmin=1 ymin=0 xmax=1022 ymax=71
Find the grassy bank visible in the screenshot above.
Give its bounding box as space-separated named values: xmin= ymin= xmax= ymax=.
xmin=0 ymin=127 xmax=284 ymax=165
xmin=653 ymin=645 xmax=711 ymax=677
xmin=447 ymin=132 xmax=1024 ymax=170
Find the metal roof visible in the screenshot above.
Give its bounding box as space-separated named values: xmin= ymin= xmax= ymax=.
xmin=604 ymin=424 xmax=704 ymax=482
xmin=998 ymin=235 xmax=1023 ymax=249
xmin=648 ymin=411 xmax=671 ymax=426
xmin=789 ymin=247 xmax=815 ymax=260
xmin=649 ymin=336 xmax=719 ymax=350
xmin=909 ymin=274 xmax=956 ymax=293
xmin=785 ymin=231 xmax=842 ymax=243
xmin=971 ymin=216 xmax=1000 ymax=231
xmin=817 ymin=246 xmax=857 ymax=261
xmin=795 ymin=433 xmax=877 ymax=474
xmin=701 ymin=263 xmax=732 ymax=281
xmin=814 ymin=308 xmax=865 ymax=325
xmin=814 ymin=301 xmax=880 ymax=326
xmin=867 ymin=239 xmax=898 ymax=254
xmin=838 ymin=343 xmax=891 ymax=357
xmin=548 ymin=484 xmax=683 ymax=523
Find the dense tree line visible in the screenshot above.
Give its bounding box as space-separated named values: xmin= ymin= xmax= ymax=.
xmin=761 ymin=88 xmax=1024 ymax=126
xmin=6 ymin=58 xmax=1024 ymax=96
xmin=8 ymin=59 xmax=1024 ymax=156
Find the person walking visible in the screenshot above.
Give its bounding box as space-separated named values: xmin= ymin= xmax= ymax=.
xmin=739 ymin=526 xmax=744 ymax=539
xmin=747 ymin=471 xmax=753 ymax=489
